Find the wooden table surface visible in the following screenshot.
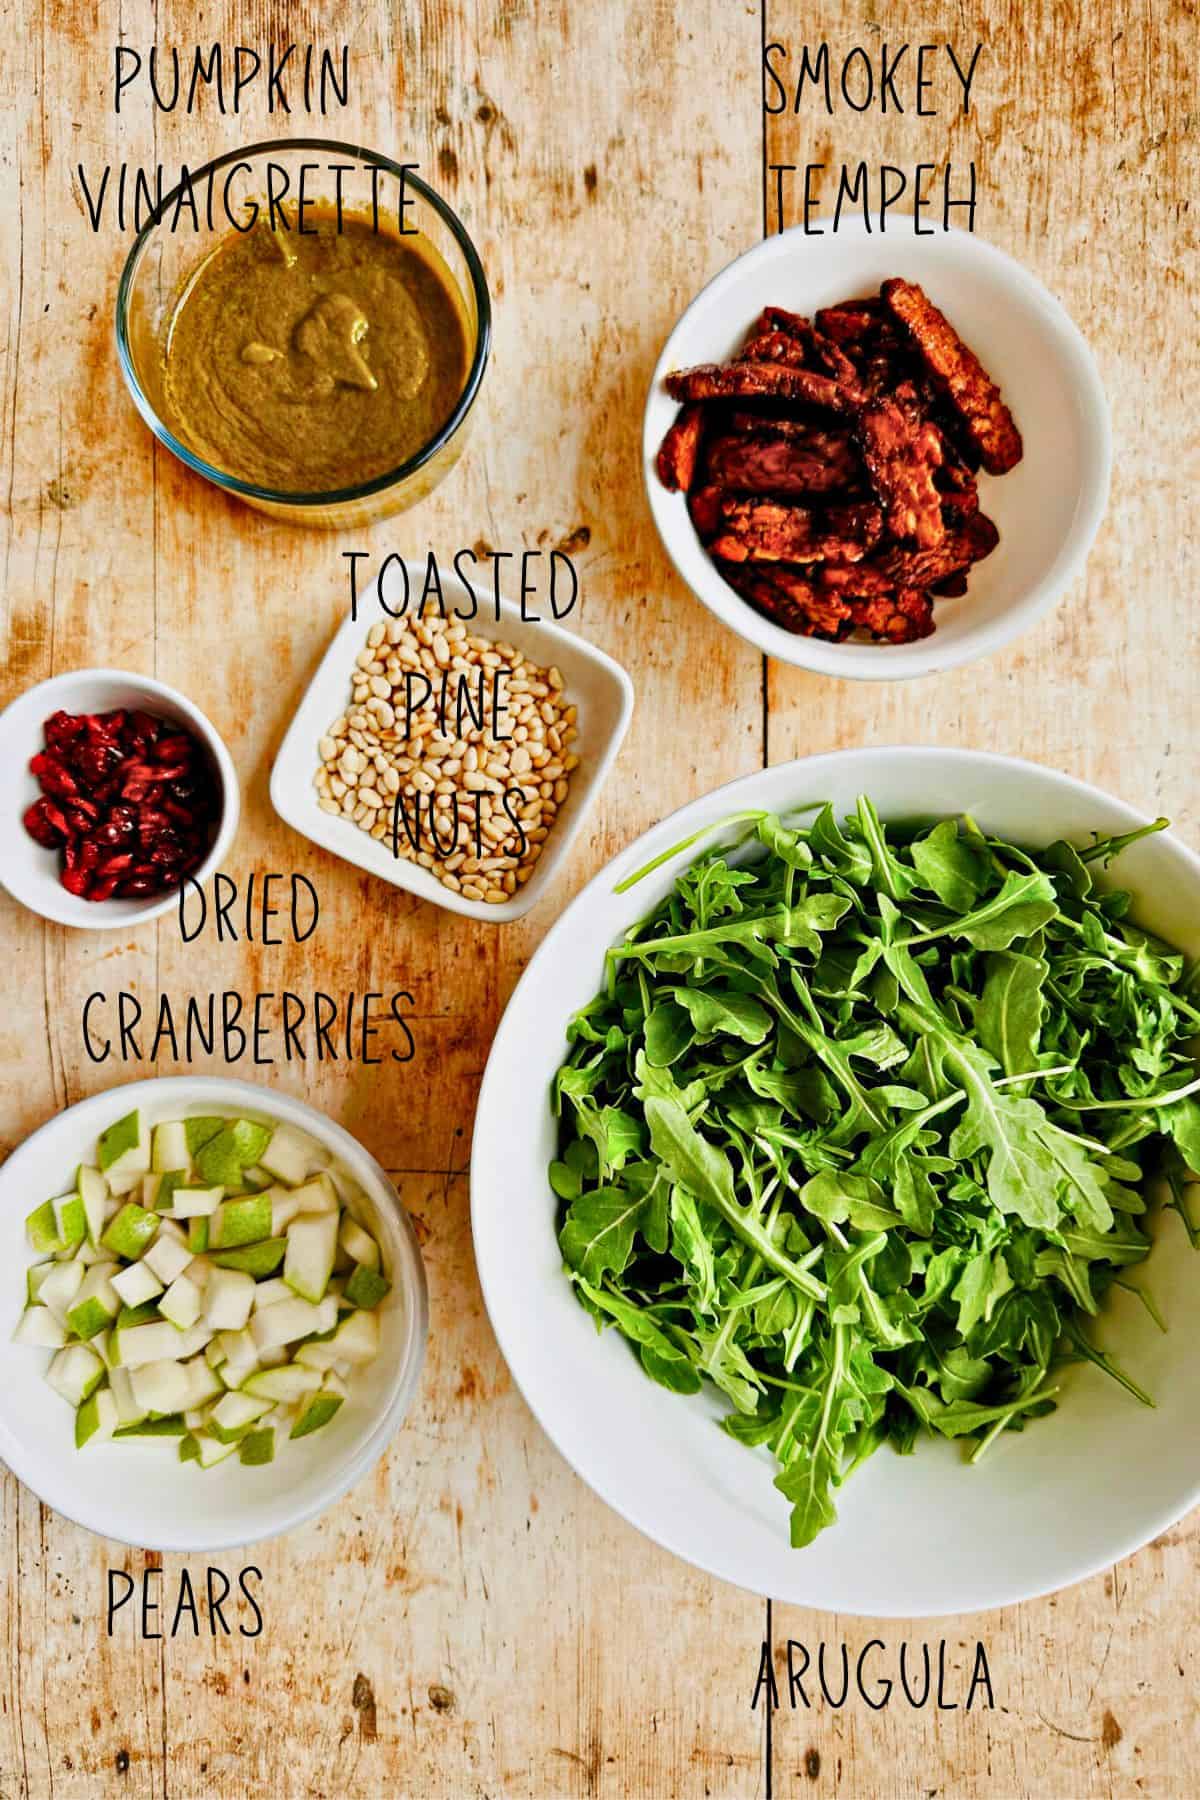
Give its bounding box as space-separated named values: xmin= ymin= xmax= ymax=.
xmin=1 ymin=1 xmax=1196 ymax=1794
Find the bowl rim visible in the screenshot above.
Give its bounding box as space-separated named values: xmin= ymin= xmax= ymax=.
xmin=268 ymin=575 xmax=636 ymax=924
xmin=0 ymin=666 xmax=240 ymax=930
xmin=114 ymin=137 xmax=492 ymax=509
xmin=0 ymin=1074 xmax=430 ymax=1551
xmin=471 ymin=745 xmax=1200 ymax=1613
xmin=642 ymin=219 xmax=1113 ymax=682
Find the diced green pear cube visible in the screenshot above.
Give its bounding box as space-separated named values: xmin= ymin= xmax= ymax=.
xmin=290 ymin=1383 xmax=345 ymax=1439
xmin=75 ymin=1386 xmax=119 ymax=1448
xmin=159 ymin=1273 xmax=203 ymax=1330
xmin=194 ymin=1432 xmax=239 ymax=1468
xmin=143 ymin=1170 xmax=188 ymax=1213
xmin=284 ymin=1210 xmax=338 ymax=1303
xmin=330 ymin=1308 xmax=381 ymax=1365
xmin=179 ymin=1434 xmax=201 ymax=1463
xmin=339 ymin=1215 xmax=380 ymax=1270
xmin=203 ymin=1268 xmax=255 ymax=1332
xmin=343 ymin=1265 xmax=391 ymax=1311
xmin=76 ymin=1166 xmax=109 ymax=1244
xmin=26 ymin=1199 xmax=64 ymax=1256
xmin=53 ymin=1192 xmax=87 ymax=1249
xmin=108 ymin=1365 xmax=146 ymax=1427
xmin=98 ymin=1110 xmax=150 ymax=1178
xmin=194 ymin=1119 xmax=272 ymax=1190
xmin=12 ymin=1305 xmax=69 ymax=1349
xmin=47 ymin=1343 xmax=105 ymax=1407
xmin=151 ymin=1120 xmax=191 ymax=1175
xmin=269 ymin=1188 xmax=303 ymax=1235
xmin=141 ymin=1216 xmax=189 ymax=1274
xmin=115 ymin=1300 xmax=160 ymax=1331
xmin=250 ymin=1278 xmax=293 ymax=1312
xmin=259 ymin=1123 xmax=322 ymax=1187
xmin=26 ymin=1262 xmax=54 ymax=1305
xmin=211 ymin=1238 xmax=286 ymax=1277
xmin=209 ymin=1389 xmax=273 ymax=1443
xmin=169 ymin=1185 xmax=223 ymax=1219
xmin=171 ymin=1323 xmax=213 ymax=1359
xmin=294 ymin=1340 xmax=341 ymax=1373
xmin=112 ymin=1320 xmax=182 ymax=1368
xmin=65 ymin=1265 xmax=121 ymax=1340
xmin=209 ymin=1194 xmax=272 ymax=1250
xmin=188 ymin=1218 xmax=209 ymax=1253
xmin=114 ymin=1413 xmax=186 ymax=1438
xmin=129 ymin=1359 xmax=191 ymax=1416
xmin=38 ymin=1259 xmax=86 ymax=1323
xmin=250 ymin=1294 xmax=336 ymax=1353
xmin=286 ymin=1175 xmax=339 ymax=1216
xmin=181 ymin=1356 xmax=224 ymax=1411
xmin=238 ymin=1426 xmax=275 ymax=1466
xmin=110 ymin=1261 xmax=164 ymax=1308
xmin=243 ymin=1365 xmax=322 ymax=1404
xmin=101 ymin=1203 xmax=159 ymax=1261
xmin=183 ymin=1117 xmax=224 ymax=1156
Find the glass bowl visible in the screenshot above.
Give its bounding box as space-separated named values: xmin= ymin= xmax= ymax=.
xmin=115 ymin=139 xmax=491 ymax=529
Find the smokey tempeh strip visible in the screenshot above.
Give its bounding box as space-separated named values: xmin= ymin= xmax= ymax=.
xmin=664 ymin=360 xmax=861 ymax=413
xmin=882 ymin=278 xmax=1023 ymax=475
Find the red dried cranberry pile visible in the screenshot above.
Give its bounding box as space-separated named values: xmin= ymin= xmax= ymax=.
xmin=22 ymin=708 xmax=219 ymax=902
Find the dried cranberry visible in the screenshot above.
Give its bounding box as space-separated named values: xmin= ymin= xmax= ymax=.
xmin=23 ymin=704 xmax=218 ymax=902
xmin=23 ymin=798 xmax=65 ymax=847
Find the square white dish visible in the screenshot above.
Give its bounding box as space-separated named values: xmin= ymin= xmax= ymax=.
xmin=269 ymin=564 xmax=634 ymax=922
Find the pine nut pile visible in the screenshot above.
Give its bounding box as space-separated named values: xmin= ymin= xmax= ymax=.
xmin=315 ymin=615 xmax=580 ymax=904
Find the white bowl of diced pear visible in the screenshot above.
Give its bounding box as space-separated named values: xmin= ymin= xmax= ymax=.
xmin=0 ymin=1078 xmax=427 ymax=1549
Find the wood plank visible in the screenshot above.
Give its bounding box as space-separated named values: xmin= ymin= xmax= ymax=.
xmin=1 ymin=0 xmax=769 ymax=1793
xmin=764 ymin=1 xmax=1200 ymax=1793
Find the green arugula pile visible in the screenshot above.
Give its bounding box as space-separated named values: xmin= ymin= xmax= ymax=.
xmin=550 ymin=798 xmax=1200 ymax=1548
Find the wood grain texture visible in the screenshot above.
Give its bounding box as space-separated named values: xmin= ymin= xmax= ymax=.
xmin=0 ymin=0 xmax=1194 ymax=1794
xmin=764 ymin=2 xmax=1199 ymax=1796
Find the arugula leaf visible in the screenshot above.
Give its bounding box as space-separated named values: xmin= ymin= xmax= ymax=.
xmin=551 ymin=797 xmax=1195 ymax=1551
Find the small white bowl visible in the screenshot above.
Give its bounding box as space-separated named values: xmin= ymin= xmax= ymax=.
xmin=0 ymin=669 xmax=239 ymax=929
xmin=270 ymin=564 xmax=634 ymax=922
xmin=0 ymin=1076 xmax=428 ymax=1551
xmin=473 ymin=748 xmax=1200 ymax=1614
xmin=644 ymin=221 xmax=1111 ymax=680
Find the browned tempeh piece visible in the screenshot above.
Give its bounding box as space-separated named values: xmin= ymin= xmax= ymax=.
xmin=748 ymin=310 xmax=859 ymax=384
xmin=704 ymin=429 xmax=861 ymax=497
xmin=819 ymin=561 xmax=895 ymax=598
xmin=856 ymin=400 xmax=946 ymax=549
xmin=848 ymin=589 xmax=936 ymax=643
xmin=664 ymin=361 xmax=861 ymax=413
xmin=655 ymin=404 xmax=706 ymax=492
xmin=687 ymin=483 xmax=725 ymax=541
xmin=814 ymin=299 xmax=885 ymax=343
xmin=718 ymin=561 xmax=853 ymax=640
xmin=738 ymin=330 xmax=813 ymax=369
xmin=880 ymin=512 xmax=999 ymax=586
xmin=710 ymin=499 xmax=882 ymax=565
xmin=882 ymin=278 xmax=1023 ymax=475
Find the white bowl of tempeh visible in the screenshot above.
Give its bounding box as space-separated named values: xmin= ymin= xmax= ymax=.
xmin=643 ymin=220 xmax=1110 ymax=681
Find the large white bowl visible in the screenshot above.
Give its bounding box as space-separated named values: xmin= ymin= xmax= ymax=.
xmin=0 ymin=669 xmax=239 ymax=929
xmin=643 ymin=222 xmax=1111 ymax=680
xmin=472 ymin=748 xmax=1200 ymax=1614
xmin=0 ymin=1077 xmax=428 ymax=1550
